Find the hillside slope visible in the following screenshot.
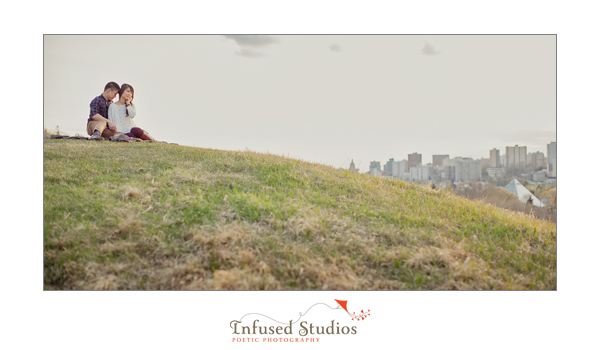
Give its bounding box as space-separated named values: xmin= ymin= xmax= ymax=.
xmin=44 ymin=140 xmax=556 ymax=290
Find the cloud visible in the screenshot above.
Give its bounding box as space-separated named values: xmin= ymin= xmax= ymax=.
xmin=223 ymin=35 xmax=278 ymax=58
xmin=236 ymin=48 xmax=263 ymax=58
xmin=329 ymin=44 xmax=342 ymax=53
xmin=422 ymin=41 xmax=441 ymax=55
xmin=223 ymin=35 xmax=278 ymax=47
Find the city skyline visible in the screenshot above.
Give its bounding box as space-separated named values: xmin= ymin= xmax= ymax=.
xmin=352 ymin=140 xmax=555 ymax=171
xmin=363 ymin=139 xmax=556 ymax=186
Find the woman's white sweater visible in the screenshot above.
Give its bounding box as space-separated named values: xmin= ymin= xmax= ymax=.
xmin=108 ymin=103 xmax=137 ymax=133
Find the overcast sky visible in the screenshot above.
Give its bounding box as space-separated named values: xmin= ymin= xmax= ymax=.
xmin=44 ymin=35 xmax=556 ymax=170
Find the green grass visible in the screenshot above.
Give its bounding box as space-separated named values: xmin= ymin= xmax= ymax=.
xmin=44 ymin=140 xmax=556 ymax=290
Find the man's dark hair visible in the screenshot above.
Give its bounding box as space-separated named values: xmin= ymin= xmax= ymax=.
xmin=104 ymin=82 xmax=120 ymax=92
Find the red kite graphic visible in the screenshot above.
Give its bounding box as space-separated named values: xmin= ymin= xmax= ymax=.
xmin=335 ymin=299 xmax=371 ymax=321
xmin=334 ymin=299 xmax=349 ymax=313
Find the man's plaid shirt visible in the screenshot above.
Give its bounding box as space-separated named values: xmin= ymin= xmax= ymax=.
xmin=88 ymin=94 xmax=112 ymax=122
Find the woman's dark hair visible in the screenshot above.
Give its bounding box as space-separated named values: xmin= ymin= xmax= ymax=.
xmin=119 ymin=84 xmax=134 ymax=102
xmin=119 ymin=84 xmax=135 ymax=116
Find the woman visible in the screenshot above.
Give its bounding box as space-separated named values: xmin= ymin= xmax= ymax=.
xmin=108 ymin=84 xmax=156 ymax=141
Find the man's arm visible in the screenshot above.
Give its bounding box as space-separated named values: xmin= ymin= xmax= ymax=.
xmin=90 ymin=114 xmax=117 ymax=131
xmin=89 ymin=99 xmax=116 ymax=131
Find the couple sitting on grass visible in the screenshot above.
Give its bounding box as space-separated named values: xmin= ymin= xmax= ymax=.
xmin=87 ymin=82 xmax=157 ymax=141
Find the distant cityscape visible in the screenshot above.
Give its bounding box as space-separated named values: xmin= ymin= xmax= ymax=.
xmin=343 ymin=141 xmax=557 ymax=201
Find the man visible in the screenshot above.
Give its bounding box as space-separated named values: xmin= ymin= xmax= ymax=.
xmin=86 ymin=82 xmax=124 ymax=140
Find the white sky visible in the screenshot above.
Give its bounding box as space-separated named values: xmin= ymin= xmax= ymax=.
xmin=44 ymin=35 xmax=556 ymax=169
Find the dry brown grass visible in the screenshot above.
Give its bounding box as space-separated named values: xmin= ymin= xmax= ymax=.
xmin=121 ymin=186 xmax=142 ymax=200
xmin=50 ymin=208 xmax=552 ymax=290
xmin=44 ymin=140 xmax=556 ymax=290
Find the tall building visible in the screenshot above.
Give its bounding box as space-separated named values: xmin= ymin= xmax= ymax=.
xmin=349 ymin=159 xmax=358 ymax=172
xmin=490 ymin=148 xmax=500 ymax=168
xmin=528 ymin=151 xmax=545 ymax=169
xmin=383 ymin=158 xmax=395 ymax=175
xmin=432 ymin=155 xmax=449 ymax=167
xmin=409 ymin=165 xmax=430 ymax=182
xmin=369 ymin=161 xmax=381 ymax=176
xmin=408 ymin=153 xmax=422 ymax=170
xmin=455 ymin=158 xmax=482 ymax=182
xmin=547 ymin=141 xmax=557 ymax=178
xmin=443 ymin=156 xmax=463 ymax=167
xmin=506 ymin=145 xmax=527 ymax=170
xmin=444 ymin=165 xmax=456 ymax=182
xmin=392 ymin=160 xmax=408 ymax=178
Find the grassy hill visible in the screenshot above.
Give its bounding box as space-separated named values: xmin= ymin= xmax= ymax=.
xmin=44 ymin=140 xmax=556 ymax=290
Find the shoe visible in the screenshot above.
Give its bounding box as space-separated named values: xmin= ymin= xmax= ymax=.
xmin=89 ymin=130 xmax=104 ymax=140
